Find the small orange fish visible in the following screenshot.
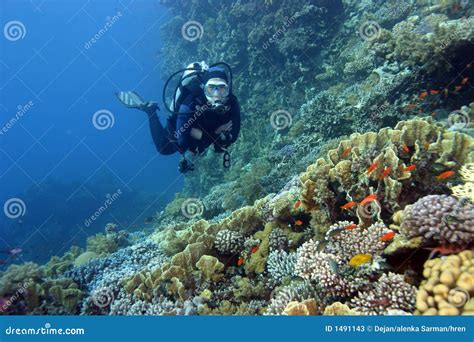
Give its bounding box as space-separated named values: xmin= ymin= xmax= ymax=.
xmin=401 ymin=144 xmax=410 ymax=153
xmin=436 ymin=170 xmax=455 ymax=180
xmin=454 ymin=85 xmax=462 ymax=92
xmin=419 ymin=91 xmax=428 ymax=99
xmin=431 ymin=111 xmax=437 ymax=117
xmin=342 ymin=146 xmax=352 ymax=158
xmin=294 ymin=200 xmax=301 ymax=210
xmin=429 ymin=90 xmax=439 ymax=95
xmin=460 ymin=77 xmax=469 ymax=85
xmin=367 ymin=161 xmax=379 ymax=174
xmin=251 ymin=246 xmax=259 ymax=254
xmin=360 ymin=194 xmax=377 ymax=206
xmin=380 ymin=231 xmax=396 ymax=242
xmin=237 ymin=257 xmax=245 ymax=266
xmin=402 ymin=164 xmax=417 ymax=172
xmin=295 ymin=219 xmax=303 ymax=226
xmin=340 ymin=201 xmax=357 ymax=210
xmin=379 ymin=167 xmax=392 ymax=180
xmin=443 ymin=88 xmax=449 ymax=97
xmin=403 ymin=103 xmax=417 ymax=112
xmin=345 ymin=223 xmax=358 ymax=230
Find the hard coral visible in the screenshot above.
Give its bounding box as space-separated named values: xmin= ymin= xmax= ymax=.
xmin=400 ymin=195 xmax=474 ymax=246
xmin=416 ymin=250 xmax=474 ymax=315
xmin=350 ymin=272 xmax=417 ymax=315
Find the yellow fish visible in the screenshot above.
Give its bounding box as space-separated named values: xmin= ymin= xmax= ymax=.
xmin=348 ymin=253 xmax=372 ymax=267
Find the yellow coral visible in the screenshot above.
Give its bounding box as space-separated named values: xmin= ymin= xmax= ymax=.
xmin=416 ymin=250 xmax=474 ymax=315
xmin=450 ymin=162 xmax=474 ymax=203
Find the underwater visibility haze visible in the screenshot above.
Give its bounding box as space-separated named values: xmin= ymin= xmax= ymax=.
xmin=0 ymin=0 xmax=473 ymax=317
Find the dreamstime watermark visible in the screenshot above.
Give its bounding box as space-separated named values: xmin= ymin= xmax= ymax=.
xmin=84 ymin=11 xmax=122 ymax=49
xmin=439 ymin=17 xmax=474 ymax=51
xmin=448 ymin=287 xmax=470 ymax=308
xmin=270 ymin=109 xmax=292 ymax=131
xmin=447 ymin=109 xmax=470 ymax=130
xmin=92 ymin=287 xmax=115 ymax=308
xmin=358 ymin=21 xmax=381 ymax=41
xmin=174 ymin=102 xmax=211 ymax=139
xmin=369 ymin=101 xmax=390 ymax=121
xmin=262 ymin=12 xmax=300 ymax=49
xmin=0 ymin=100 xmax=34 ymax=135
xmin=0 ymin=279 xmax=33 ymax=313
xmin=181 ymin=198 xmax=204 ymax=219
xmin=92 ymin=109 xmax=115 ymax=130
xmin=4 ymin=20 xmax=26 ymax=41
xmin=3 ymin=197 xmax=26 ymax=219
xmin=5 ymin=323 xmax=85 ymax=336
xmin=357 ymin=200 xmax=382 ymax=221
xmin=181 ymin=20 xmax=204 ymax=42
xmin=84 ymin=189 xmax=122 ymax=227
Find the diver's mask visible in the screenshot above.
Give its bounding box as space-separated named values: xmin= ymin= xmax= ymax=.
xmin=204 ymin=79 xmax=229 ymax=114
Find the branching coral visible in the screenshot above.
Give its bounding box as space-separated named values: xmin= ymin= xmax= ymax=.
xmin=350 ymin=272 xmax=417 ymax=315
xmin=400 ymin=195 xmax=474 ymax=246
xmin=267 ymin=250 xmax=297 ymax=283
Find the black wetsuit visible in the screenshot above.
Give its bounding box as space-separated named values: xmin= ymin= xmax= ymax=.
xmin=147 ymin=94 xmax=241 ymax=155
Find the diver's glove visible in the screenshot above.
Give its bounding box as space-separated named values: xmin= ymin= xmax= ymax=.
xmin=140 ymin=101 xmax=160 ymax=116
xmin=178 ymin=158 xmax=195 ymax=173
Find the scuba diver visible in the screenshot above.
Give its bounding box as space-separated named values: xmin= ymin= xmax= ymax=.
xmin=116 ymin=62 xmax=240 ymax=173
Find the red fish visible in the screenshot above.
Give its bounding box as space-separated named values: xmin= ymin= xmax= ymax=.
xmin=340 ymin=201 xmax=357 ymax=210
xmin=402 ymin=164 xmax=417 ymax=172
xmin=237 ymin=257 xmax=245 ymax=266
xmin=360 ymin=194 xmax=377 ymax=206
xmin=436 ymin=170 xmax=455 ymax=180
xmin=454 ymin=85 xmax=462 ymax=92
xmin=379 ymin=167 xmax=392 ymax=180
xmin=251 ymin=246 xmax=259 ymax=254
xmin=295 ymin=219 xmax=303 ymax=226
xmin=460 ymin=77 xmax=469 ymax=85
xmin=294 ymin=200 xmax=301 ymax=210
xmin=401 ymin=144 xmax=410 ymax=153
xmin=380 ymin=231 xmax=396 ymax=242
xmin=419 ymin=91 xmax=428 ymax=99
xmin=429 ymin=90 xmax=440 ymax=95
xmin=344 ymin=223 xmax=358 ymax=230
xmin=367 ymin=161 xmax=379 ymax=174
xmin=342 ymin=146 xmax=352 ymax=158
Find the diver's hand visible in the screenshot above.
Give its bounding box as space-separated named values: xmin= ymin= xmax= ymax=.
xmin=178 ymin=158 xmax=195 ymax=173
xmin=215 ymin=121 xmax=232 ymax=135
xmin=190 ymin=128 xmax=203 ymax=140
xmin=140 ymin=101 xmax=159 ymax=115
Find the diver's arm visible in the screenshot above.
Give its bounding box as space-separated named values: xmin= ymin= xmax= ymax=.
xmin=176 ymin=104 xmax=203 ymax=151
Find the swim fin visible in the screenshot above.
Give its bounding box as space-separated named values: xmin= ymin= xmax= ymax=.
xmin=115 ymin=91 xmax=146 ymax=109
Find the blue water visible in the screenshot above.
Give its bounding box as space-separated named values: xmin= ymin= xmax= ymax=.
xmin=0 ymin=0 xmax=181 ymax=263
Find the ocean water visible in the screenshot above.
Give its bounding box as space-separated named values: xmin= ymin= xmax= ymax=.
xmin=0 ymin=0 xmax=473 ymax=318
xmin=0 ymin=1 xmax=180 ymax=263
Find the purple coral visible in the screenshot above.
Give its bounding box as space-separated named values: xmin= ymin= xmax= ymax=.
xmin=295 ymin=240 xmax=355 ymax=298
xmin=400 ymin=195 xmax=474 ymax=246
xmin=350 ymin=272 xmax=416 ymax=315
xmin=325 ymin=221 xmax=392 ymax=260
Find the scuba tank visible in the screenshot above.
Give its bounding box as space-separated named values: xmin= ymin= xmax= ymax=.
xmin=162 ymin=61 xmax=234 ymax=171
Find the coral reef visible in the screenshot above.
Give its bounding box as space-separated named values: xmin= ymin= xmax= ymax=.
xmin=349 ymin=273 xmax=417 ymax=315
xmin=400 ymin=195 xmax=474 ymax=246
xmin=416 ymin=250 xmax=474 ymax=315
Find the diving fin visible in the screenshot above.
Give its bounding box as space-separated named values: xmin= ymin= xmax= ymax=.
xmin=115 ymin=91 xmax=146 ymax=109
